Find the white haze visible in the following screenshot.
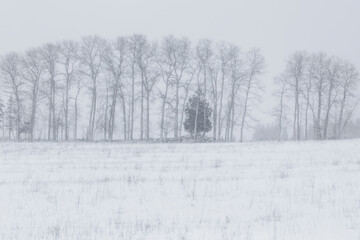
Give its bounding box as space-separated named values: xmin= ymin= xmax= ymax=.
xmin=1 ymin=0 xmax=360 ymax=121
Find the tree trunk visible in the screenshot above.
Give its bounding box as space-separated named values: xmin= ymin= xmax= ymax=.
xmin=240 ymin=81 xmax=251 ymax=142
xmin=174 ymin=83 xmax=179 ymax=139
xmin=194 ymin=95 xmax=200 ymax=140
xmin=316 ymin=80 xmax=323 ymax=140
xmin=140 ymin=71 xmax=144 ymax=141
xmin=15 ymin=92 xmax=21 ymax=141
xmin=108 ymin=86 xmax=118 ymax=141
xmin=51 ymin=78 xmax=56 ymax=141
xmin=130 ymin=64 xmax=135 ymax=140
xmin=212 ymin=98 xmax=217 ymax=141
xmin=338 ymin=89 xmax=347 ymax=139
xmin=323 ymin=83 xmax=334 ymax=139
xmin=146 ymin=92 xmax=150 ymax=141
xmin=202 ymin=67 xmax=207 ymax=137
xmin=104 ymin=87 xmax=109 ymax=141
xmin=179 ymin=88 xmax=190 ymax=139
xmin=74 ymin=100 xmax=78 ymax=140
xmin=160 ymin=84 xmax=168 ymax=142
xmin=217 ymin=69 xmax=225 ymax=141
xmin=65 ymin=76 xmax=69 ymax=141
xmin=121 ymin=94 xmax=127 ymax=140
xmin=48 ymin=94 xmax=52 ymax=140
xmin=29 ymin=85 xmax=37 ymax=142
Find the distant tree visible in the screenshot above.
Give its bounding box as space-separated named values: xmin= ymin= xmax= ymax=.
xmin=79 ymin=35 xmax=104 ymax=141
xmin=0 ymin=97 xmax=5 ymax=139
xmin=72 ymin=77 xmax=83 ymax=140
xmin=0 ymin=53 xmax=23 ymax=141
xmin=239 ymin=48 xmax=265 ymax=142
xmin=285 ymin=51 xmax=307 ymax=141
xmin=22 ymin=47 xmax=45 ymax=141
xmin=5 ymin=96 xmax=16 ymax=139
xmin=127 ymin=34 xmax=142 ymax=141
xmin=308 ymin=52 xmax=327 ymax=140
xmin=41 ymin=43 xmax=60 ymax=141
xmin=183 ymin=90 xmax=212 ymax=140
xmin=171 ymin=37 xmax=192 ymax=139
xmin=59 ymin=40 xmax=79 ymax=141
xmin=252 ymin=124 xmax=278 ymax=141
xmin=157 ymin=36 xmax=176 ymax=142
xmin=178 ymin=66 xmax=197 ymax=139
xmin=19 ymin=120 xmax=31 ymax=139
xmin=137 ymin=40 xmax=158 ymax=141
xmin=134 ymin=35 xmax=148 ymax=141
xmin=278 ymin=51 xmax=359 ymax=141
xmin=273 ymin=74 xmax=289 ymax=141
xmin=216 ymin=42 xmax=235 ymax=141
xmin=196 ymin=39 xmax=213 ymax=138
xmin=225 ymin=46 xmax=242 ymax=142
xmin=102 ymin=37 xmax=127 ymax=141
xmin=337 ymin=61 xmax=359 ymax=138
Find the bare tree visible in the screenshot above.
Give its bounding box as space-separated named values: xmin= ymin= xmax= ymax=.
xmin=59 ymin=40 xmax=79 ymax=141
xmin=22 ymin=48 xmax=45 ymax=141
xmin=278 ymin=51 xmax=360 ymax=141
xmin=157 ymin=36 xmax=192 ymax=141
xmin=172 ymin=37 xmax=192 ymax=139
xmin=216 ymin=42 xmax=234 ymax=141
xmin=301 ymin=63 xmax=313 ymax=140
xmin=285 ymin=51 xmax=307 ymax=141
xmin=337 ymin=61 xmax=359 ymax=138
xmin=196 ymin=39 xmax=213 ymax=137
xmin=0 ymin=53 xmax=23 ymax=141
xmin=72 ymin=77 xmax=83 ymax=140
xmin=134 ymin=35 xmax=149 ymax=141
xmin=80 ymin=35 xmax=103 ymax=141
xmin=273 ymin=74 xmax=288 ymax=141
xmin=103 ymin=37 xmax=128 ymax=141
xmin=0 ymin=97 xmax=5 ymax=139
xmin=225 ymin=46 xmax=242 ymax=142
xmin=208 ymin=59 xmax=220 ymax=140
xmin=139 ymin=42 xmax=159 ymax=141
xmin=96 ymin=75 xmax=111 ymax=141
xmin=323 ymin=57 xmax=340 ymax=139
xmin=157 ymin=36 xmax=176 ymax=142
xmin=127 ymin=35 xmax=142 ymax=140
xmin=135 ymin=37 xmax=159 ymax=141
xmin=41 ymin=43 xmax=60 ymax=141
xmin=309 ymin=52 xmax=329 ymax=140
xmin=5 ymin=96 xmax=16 ymax=139
xmin=239 ymin=48 xmax=265 ymax=142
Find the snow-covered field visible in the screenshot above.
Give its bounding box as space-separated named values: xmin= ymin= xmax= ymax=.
xmin=1 ymin=140 xmax=360 ymax=240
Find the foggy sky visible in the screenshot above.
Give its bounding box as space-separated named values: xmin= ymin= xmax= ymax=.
xmin=1 ymin=0 xmax=360 ymax=121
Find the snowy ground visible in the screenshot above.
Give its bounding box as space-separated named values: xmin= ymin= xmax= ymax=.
xmin=1 ymin=140 xmax=360 ymax=240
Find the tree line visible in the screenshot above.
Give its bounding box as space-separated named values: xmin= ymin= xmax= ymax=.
xmin=273 ymin=52 xmax=359 ymax=141
xmin=0 ymin=35 xmax=266 ymax=142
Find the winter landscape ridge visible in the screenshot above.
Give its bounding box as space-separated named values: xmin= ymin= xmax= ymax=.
xmin=1 ymin=139 xmax=360 ymax=240
xmin=2 ymin=0 xmax=360 ymax=239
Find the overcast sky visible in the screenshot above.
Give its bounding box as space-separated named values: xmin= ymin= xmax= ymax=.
xmin=1 ymin=0 xmax=360 ymax=121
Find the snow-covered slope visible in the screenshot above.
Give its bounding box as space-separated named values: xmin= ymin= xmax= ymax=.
xmin=1 ymin=140 xmax=360 ymax=239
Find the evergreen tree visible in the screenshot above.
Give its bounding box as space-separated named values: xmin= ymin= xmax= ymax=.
xmin=5 ymin=96 xmax=16 ymax=139
xmin=0 ymin=98 xmax=4 ymax=139
xmin=183 ymin=89 xmax=212 ymax=140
